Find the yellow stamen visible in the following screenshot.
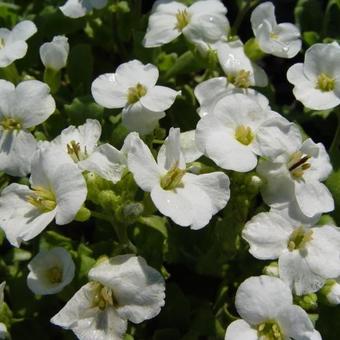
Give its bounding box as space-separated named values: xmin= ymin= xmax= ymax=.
xmin=257 ymin=320 xmax=284 ymax=340
xmin=235 ymin=125 xmax=254 ymax=145
xmin=175 ymin=9 xmax=190 ymax=31
xmin=287 ymin=151 xmax=311 ymax=179
xmin=0 ymin=117 xmax=22 ymax=131
xmin=26 ymin=186 xmax=56 ymax=212
xmin=127 ymin=83 xmax=147 ymax=104
xmin=288 ymin=227 xmax=313 ymax=251
xmin=67 ymin=140 xmax=86 ymax=162
xmin=46 ymin=266 xmax=63 ymax=284
xmin=316 ymin=73 xmax=335 ymax=92
xmin=92 ymin=282 xmax=119 ymax=310
xmin=160 ymin=161 xmax=186 ymax=190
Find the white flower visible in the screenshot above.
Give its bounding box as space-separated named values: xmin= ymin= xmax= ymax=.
xmin=251 ymin=2 xmax=301 ymax=58
xmin=257 ymin=133 xmax=334 ymax=219
xmin=194 ymin=77 xmax=270 ymax=117
xmin=143 ymin=0 xmax=229 ymax=53
xmin=127 ymin=128 xmax=230 ymax=229
xmin=324 ymin=279 xmax=340 ymax=305
xmin=48 ymin=119 xmax=127 ymax=183
xmin=40 ymin=35 xmax=69 ymax=71
xmin=225 ymin=275 xmax=321 ymax=340
xmin=0 ymin=79 xmax=55 ymax=176
xmin=216 ymin=40 xmax=268 ymax=88
xmin=60 ymin=0 xmax=107 ymax=18
xmin=51 ymin=254 xmax=165 ymax=340
xmin=195 ymin=92 xmax=295 ymax=172
xmin=92 ymin=59 xmax=179 ymax=134
xmin=27 ymin=247 xmax=75 ymax=295
xmin=0 ymin=146 xmax=87 ymax=247
xmin=0 ymin=20 xmax=37 ymax=68
xmin=243 ymin=211 xmax=340 ymax=295
xmin=287 ymin=42 xmax=340 ymax=110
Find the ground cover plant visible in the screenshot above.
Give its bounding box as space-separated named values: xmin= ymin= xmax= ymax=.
xmin=1 ymin=0 xmax=340 ymax=339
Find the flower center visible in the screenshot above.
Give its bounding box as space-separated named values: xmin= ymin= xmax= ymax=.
xmin=127 ymin=83 xmax=147 ymax=104
xmin=92 ymin=282 xmax=119 ymax=310
xmin=316 ymin=73 xmax=335 ymax=92
xmin=46 ymin=266 xmax=63 ymax=284
xmin=0 ymin=37 xmax=5 ymax=49
xmin=175 ymin=9 xmax=190 ymax=31
xmin=288 ymin=226 xmax=313 ymax=251
xmin=160 ymin=161 xmax=186 ymax=190
xmin=228 ymin=70 xmax=251 ymax=88
xmin=235 ymin=125 xmax=254 ymax=145
xmin=0 ymin=117 xmax=22 ymax=131
xmin=67 ymin=140 xmax=87 ymax=162
xmin=287 ymin=151 xmax=311 ymax=179
xmin=257 ymin=320 xmax=284 ymax=340
xmin=26 ymin=186 xmax=57 ymax=212
xmin=270 ymin=32 xmax=279 ymax=40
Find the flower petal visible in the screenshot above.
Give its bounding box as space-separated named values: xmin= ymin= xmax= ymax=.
xmin=140 ymin=85 xmax=179 ymax=112
xmin=225 ymin=319 xmax=258 ymax=340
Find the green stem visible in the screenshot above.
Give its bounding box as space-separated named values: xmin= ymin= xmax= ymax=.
xmin=0 ymin=63 xmax=20 ymax=84
xmin=329 ymin=110 xmax=340 ymax=158
xmin=90 ymin=210 xmax=112 ymax=223
xmin=230 ymin=0 xmax=260 ymax=36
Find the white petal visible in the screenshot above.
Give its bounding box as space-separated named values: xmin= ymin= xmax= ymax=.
xmin=88 ymin=255 xmax=165 ymax=323
xmin=7 ymin=20 xmax=37 ymax=42
xmin=279 ymin=250 xmax=325 ymax=295
xmin=0 ymin=80 xmax=14 ymax=118
xmin=27 ymin=247 xmax=75 ymax=295
xmin=0 ymin=129 xmax=37 ymax=176
xmin=140 ymin=85 xmax=179 ymax=112
xmin=51 ymin=282 xmax=127 ymax=340
xmin=295 ymin=180 xmax=334 ymax=217
xmin=91 ymin=73 xmax=127 ymax=109
xmin=0 ymin=183 xmax=56 ymax=247
xmin=79 ymin=144 xmax=126 ymax=183
xmin=196 ymin=114 xmax=258 ymax=172
xmin=179 ymin=130 xmax=202 ymax=162
xmin=251 ymin=2 xmax=276 ymax=33
xmin=143 ymin=12 xmax=181 ymax=48
xmin=225 ymin=319 xmax=258 ymax=340
xmin=11 ymin=80 xmax=55 ymax=128
xmin=0 ymin=41 xmax=27 ymax=67
xmin=115 ymin=60 xmax=159 ymax=89
xmin=307 ymin=226 xmax=340 ymax=279
xmin=127 ymin=133 xmax=161 ymax=192
xmin=235 ymin=275 xmax=292 ymax=325
xmin=273 ymin=23 xmax=301 ymax=58
xmin=277 ymin=305 xmax=320 ymax=340
xmin=59 ymin=0 xmax=92 ymax=18
xmin=39 ymin=35 xmax=69 ymax=71
xmin=122 ymin=102 xmax=165 ymax=135
xmin=242 ymin=211 xmax=294 ymax=260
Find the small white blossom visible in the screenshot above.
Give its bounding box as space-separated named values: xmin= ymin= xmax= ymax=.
xmin=0 ymin=79 xmax=55 ymax=176
xmin=92 ymin=59 xmax=179 ymax=134
xmin=287 ymin=42 xmax=340 ymax=110
xmin=127 ymin=128 xmax=230 ymax=229
xmin=324 ymin=279 xmax=340 ymax=305
xmin=257 ymin=131 xmax=334 ymax=219
xmin=251 ymin=2 xmax=301 ymax=58
xmin=40 ymin=35 xmax=69 ymax=71
xmin=143 ymin=0 xmax=229 ymax=54
xmin=27 ymin=247 xmax=75 ymax=295
xmin=216 ymin=40 xmax=268 ymax=88
xmin=0 ymin=20 xmax=37 ymax=68
xmin=60 ymin=0 xmax=107 ymax=18
xmin=243 ymin=210 xmax=340 ymax=295
xmin=225 ymin=275 xmax=321 ymax=340
xmin=194 ymin=77 xmax=270 ymax=117
xmin=48 ymin=119 xmax=127 ymax=183
xmin=0 ymin=147 xmax=87 ymax=247
xmin=195 ymin=92 xmax=295 ymax=172
xmin=51 ymin=254 xmax=165 ymax=340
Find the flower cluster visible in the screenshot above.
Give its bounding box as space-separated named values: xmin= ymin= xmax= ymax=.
xmin=0 ymin=0 xmax=339 ymax=339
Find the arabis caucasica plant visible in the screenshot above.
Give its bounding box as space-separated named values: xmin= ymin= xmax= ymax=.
xmin=251 ymin=2 xmax=301 ymax=58
xmin=51 ymin=255 xmax=165 ymax=340
xmin=92 ymin=59 xmax=179 ymax=134
xmin=0 ymin=147 xmax=87 ymax=247
xmin=0 ymin=79 xmax=55 ymax=176
xmin=49 ymin=119 xmax=127 ymax=183
xmin=127 ymin=128 xmax=230 ymax=229
xmin=27 ymin=247 xmax=75 ymax=295
xmin=60 ymin=0 xmax=108 ymax=18
xmin=287 ymin=42 xmax=340 ymax=110
xmin=0 ymin=20 xmax=37 ymax=68
xmin=243 ymin=210 xmax=340 ymax=295
xmin=225 ymin=275 xmax=321 ymax=340
xmin=143 ymin=0 xmax=229 ymax=54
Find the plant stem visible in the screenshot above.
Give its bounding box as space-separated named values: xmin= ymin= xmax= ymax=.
xmin=329 ymin=110 xmax=340 ymax=158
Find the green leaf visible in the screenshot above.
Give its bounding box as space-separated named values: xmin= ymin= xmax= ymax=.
xmin=138 ymin=216 xmax=168 ymax=238
xmin=39 ymin=230 xmax=73 ymax=251
xmin=67 ymin=44 xmax=94 ymax=95
xmin=294 ymin=0 xmax=323 ymax=33
xmin=324 ymin=0 xmax=340 ymax=38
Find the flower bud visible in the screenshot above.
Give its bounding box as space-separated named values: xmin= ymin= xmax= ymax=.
xmin=40 ymin=36 xmax=69 ymax=71
xmin=320 ymin=279 xmax=340 ymax=305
